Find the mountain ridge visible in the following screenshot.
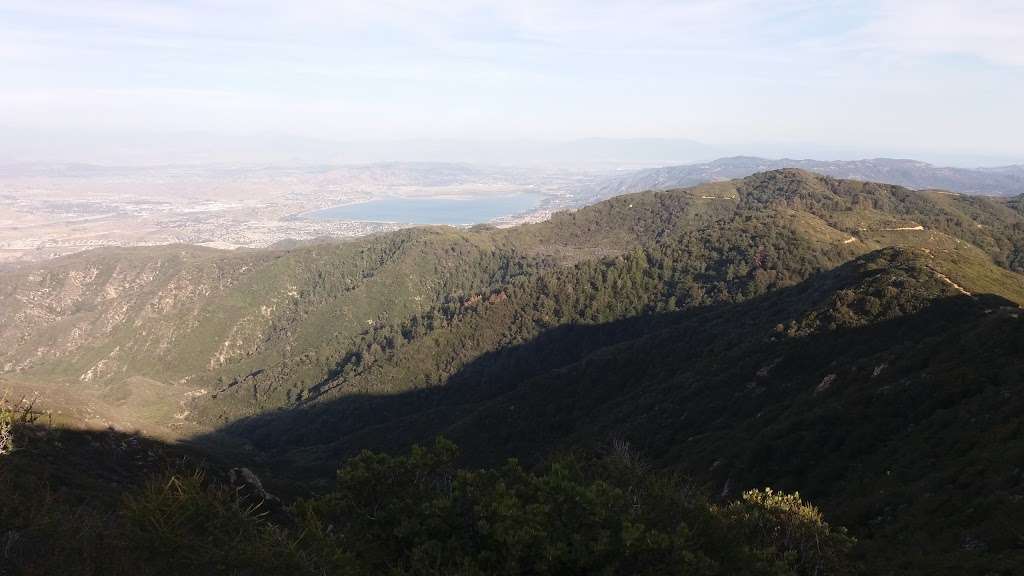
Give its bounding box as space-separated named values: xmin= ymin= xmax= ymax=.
xmin=591 ymin=157 xmax=1024 ymax=200
xmin=3 ymin=169 xmax=1022 ymax=436
xmin=2 ymin=169 xmax=1023 ymax=573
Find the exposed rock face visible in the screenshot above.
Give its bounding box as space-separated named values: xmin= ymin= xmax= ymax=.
xmin=0 ymin=249 xmax=256 ymax=377
xmin=0 ymin=226 xmax=557 ymax=431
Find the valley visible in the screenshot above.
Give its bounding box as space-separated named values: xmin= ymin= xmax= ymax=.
xmin=3 ymin=169 xmax=1023 ymax=574
xmin=0 ymin=163 xmax=589 ymax=264
xmin=5 ymin=156 xmax=1020 ymax=266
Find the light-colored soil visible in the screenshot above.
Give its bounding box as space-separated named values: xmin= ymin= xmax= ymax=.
xmin=0 ymin=375 xmax=208 ymax=440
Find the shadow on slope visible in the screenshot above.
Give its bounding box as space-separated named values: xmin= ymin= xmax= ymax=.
xmin=4 ymin=248 xmax=1021 ymax=575
xmin=0 ymin=422 xmax=862 ymax=576
xmin=194 ymin=248 xmax=1020 ymax=479
xmin=188 ymin=249 xmax=1024 ymax=573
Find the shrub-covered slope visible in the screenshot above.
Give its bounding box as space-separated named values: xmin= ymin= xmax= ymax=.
xmin=3 ymin=169 xmax=1022 ymax=435
xmin=2 ymin=169 xmax=1023 ymax=574
xmin=1 ymin=425 xmax=853 ymax=576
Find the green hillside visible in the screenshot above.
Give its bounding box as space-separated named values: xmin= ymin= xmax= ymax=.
xmin=2 ymin=169 xmax=1023 ymax=574
xmin=0 ymin=425 xmax=854 ymax=576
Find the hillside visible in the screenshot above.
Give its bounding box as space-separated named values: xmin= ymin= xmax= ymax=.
xmin=199 ymin=246 xmax=1022 ymax=574
xmin=590 ymin=157 xmax=1024 ymax=201
xmin=1 ymin=424 xmax=855 ymax=575
xmin=2 ymin=169 xmax=1023 ymax=574
xmin=3 ymin=169 xmax=1022 ymax=433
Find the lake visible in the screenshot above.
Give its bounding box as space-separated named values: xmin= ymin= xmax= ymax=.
xmin=305 ymin=194 xmax=543 ymax=225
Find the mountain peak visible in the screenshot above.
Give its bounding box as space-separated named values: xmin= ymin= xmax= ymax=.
xmin=592 ymin=156 xmax=1024 ymax=200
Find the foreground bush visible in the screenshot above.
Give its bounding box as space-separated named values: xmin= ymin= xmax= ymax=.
xmin=295 ymin=438 xmax=853 ymax=575
xmin=1 ymin=432 xmax=853 ymax=575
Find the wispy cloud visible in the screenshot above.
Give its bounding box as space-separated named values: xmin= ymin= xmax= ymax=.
xmin=856 ymin=0 xmax=1024 ymax=66
xmin=0 ymin=1 xmax=1021 ymax=159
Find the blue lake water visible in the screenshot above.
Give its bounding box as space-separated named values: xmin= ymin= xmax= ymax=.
xmin=305 ymin=194 xmax=542 ymax=225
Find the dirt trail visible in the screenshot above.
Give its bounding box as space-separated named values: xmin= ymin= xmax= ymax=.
xmin=880 ymin=225 xmax=925 ymax=231
xmin=929 ymin=268 xmax=971 ymax=296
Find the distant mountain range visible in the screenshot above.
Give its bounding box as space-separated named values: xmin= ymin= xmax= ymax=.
xmin=590 ymin=157 xmax=1024 ymax=200
xmin=0 ymin=126 xmax=713 ymax=166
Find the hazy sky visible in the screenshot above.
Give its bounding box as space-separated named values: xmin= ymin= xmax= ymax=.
xmin=2 ymin=0 xmax=1023 ymax=163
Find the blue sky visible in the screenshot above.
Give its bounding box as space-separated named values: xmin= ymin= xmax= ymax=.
xmin=1 ymin=1 xmax=1023 ymax=163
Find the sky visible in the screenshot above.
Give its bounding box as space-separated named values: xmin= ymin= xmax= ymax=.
xmin=1 ymin=0 xmax=1023 ymax=165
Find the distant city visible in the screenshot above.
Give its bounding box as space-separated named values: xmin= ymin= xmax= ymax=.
xmin=3 ymin=156 xmax=1022 ymax=265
